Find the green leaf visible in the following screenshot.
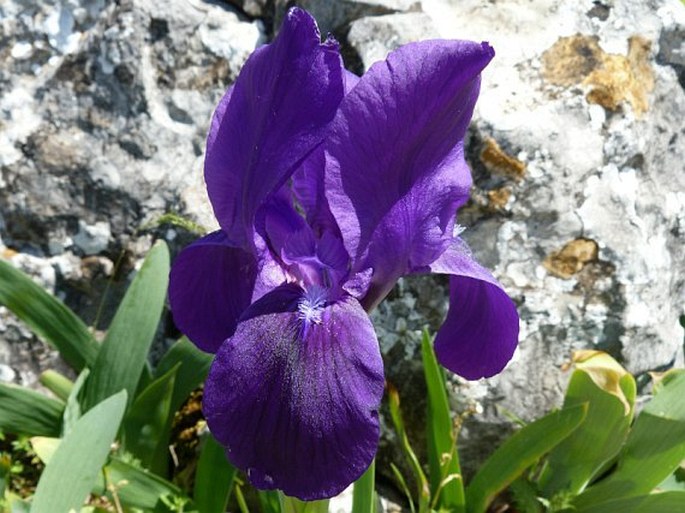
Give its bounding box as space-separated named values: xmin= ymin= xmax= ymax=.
xmin=83 ymin=240 xmax=169 ymax=410
xmin=0 ymin=384 xmax=64 ymax=437
xmin=38 ymin=370 xmax=73 ymax=402
xmin=194 ymin=433 xmax=237 ymax=513
xmin=31 ymin=391 xmax=127 ymax=513
xmin=387 ymin=382 xmax=431 ymax=512
xmin=0 ymin=258 xmax=99 ymax=371
xmin=352 ymin=459 xmax=376 ymax=513
xmin=421 ymin=330 xmax=464 ymax=512
xmin=465 ymin=404 xmax=587 ymax=513
xmin=279 ymin=493 xmax=329 ymax=513
xmin=29 ymin=437 xmax=60 ymax=465
xmin=121 ymin=363 xmax=178 ymax=474
xmin=538 ymin=351 xmax=636 ymax=496
xmin=62 ymin=369 xmax=90 ymax=437
xmin=94 ymin=457 xmax=191 ymax=512
xmin=574 ymin=491 xmax=685 ymax=513
xmin=574 ymin=371 xmax=685 ymax=508
xmin=155 ymin=336 xmax=213 ymax=415
xmin=258 ymin=490 xmax=282 ymax=513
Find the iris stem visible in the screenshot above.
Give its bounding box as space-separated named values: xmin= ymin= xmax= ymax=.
xmin=278 ymin=492 xmax=330 ymax=513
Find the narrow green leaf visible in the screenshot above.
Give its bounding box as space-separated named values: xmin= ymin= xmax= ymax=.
xmin=38 ymin=370 xmax=73 ymax=402
xmin=83 ymin=240 xmax=169 ymax=410
xmin=29 ymin=436 xmax=60 ymax=465
xmin=194 ymin=433 xmax=237 ymax=513
xmin=352 ymin=459 xmax=376 ymax=513
xmin=0 ymin=258 xmax=99 ymax=371
xmin=31 ymin=390 xmax=127 ymax=513
xmin=387 ymin=382 xmax=430 ymax=513
xmin=0 ymin=384 xmax=64 ymax=437
xmin=155 ymin=336 xmax=213 ymax=415
xmin=465 ymin=404 xmax=587 ymax=513
xmin=574 ymin=371 xmax=685 ymax=508
xmin=63 ymin=369 xmax=90 ymax=437
xmin=575 ymin=491 xmax=685 ymax=513
xmin=539 ymin=351 xmax=636 ymax=496
xmin=239 ymin=484 xmax=256 ymax=513
xmin=421 ymin=330 xmax=464 ymax=512
xmin=121 ymin=363 xmax=178 ymax=474
xmin=390 ymin=463 xmax=416 ymax=513
xmin=93 ymin=457 xmax=191 ymax=512
xmin=509 ymin=478 xmax=543 ymax=513
xmin=279 ymin=493 xmax=329 ymax=513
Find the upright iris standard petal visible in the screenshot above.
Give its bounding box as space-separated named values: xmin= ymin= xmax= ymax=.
xmin=325 ymin=40 xmax=494 ymax=307
xmin=204 ymin=7 xmax=345 ymax=249
xmin=203 ymin=285 xmax=385 ymax=501
xmin=428 ymin=241 xmax=519 ymax=380
xmin=168 ymin=231 xmax=285 ymax=353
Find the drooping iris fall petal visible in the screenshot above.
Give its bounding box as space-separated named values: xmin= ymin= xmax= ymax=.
xmin=168 ymin=231 xmax=285 ymax=353
xmin=204 ymin=7 xmax=345 ymax=249
xmin=324 ymin=40 xmax=494 ymax=308
xmin=428 ymin=240 xmax=519 ymax=379
xmin=203 ymin=285 xmax=384 ymax=500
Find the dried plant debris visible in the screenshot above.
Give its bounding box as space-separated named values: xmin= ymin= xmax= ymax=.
xmin=542 ymin=34 xmax=654 ymax=116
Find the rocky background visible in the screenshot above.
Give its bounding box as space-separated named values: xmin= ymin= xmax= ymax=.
xmin=1 ymin=0 xmax=684 ymax=508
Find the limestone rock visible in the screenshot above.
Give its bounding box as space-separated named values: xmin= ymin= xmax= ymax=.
xmin=275 ymin=0 xmax=422 ymax=36
xmin=347 ymin=12 xmax=438 ymax=68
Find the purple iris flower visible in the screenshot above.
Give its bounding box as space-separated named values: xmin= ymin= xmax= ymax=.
xmin=169 ymin=7 xmax=519 ymax=501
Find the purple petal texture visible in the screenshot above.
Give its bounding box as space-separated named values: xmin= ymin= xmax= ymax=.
xmin=325 ymin=40 xmax=494 ymax=307
xmin=168 ymin=231 xmax=285 ymax=353
xmin=204 ymin=7 xmax=344 ymax=249
xmin=204 ymin=285 xmax=384 ymax=500
xmin=429 ymin=240 xmax=519 ymax=379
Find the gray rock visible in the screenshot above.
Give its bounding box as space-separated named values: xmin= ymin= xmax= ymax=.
xmin=369 ymin=0 xmax=685 ymax=476
xmin=275 ymin=0 xmax=422 ymax=36
xmin=347 ymin=12 xmax=438 ymax=68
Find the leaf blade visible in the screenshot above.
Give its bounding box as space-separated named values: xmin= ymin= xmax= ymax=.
xmin=0 ymin=258 xmax=98 ymax=371
xmin=31 ymin=391 xmax=127 ymax=513
xmin=421 ymin=330 xmax=464 ymax=512
xmin=0 ymin=384 xmax=64 ymax=437
xmin=465 ymin=404 xmax=587 ymax=513
xmin=83 ymin=241 xmax=169 ymax=410
xmin=194 ymin=433 xmax=237 ymax=513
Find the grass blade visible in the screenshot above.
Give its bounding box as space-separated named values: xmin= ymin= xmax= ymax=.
xmin=194 ymin=433 xmax=237 ymax=513
xmin=465 ymin=404 xmax=587 ymax=513
xmin=121 ymin=363 xmax=178 ymax=474
xmin=94 ymin=457 xmax=191 ymax=511
xmin=387 ymin=382 xmax=430 ymax=512
xmin=0 ymin=384 xmax=64 ymax=437
xmin=155 ymin=336 xmax=213 ymax=415
xmin=38 ymin=370 xmax=73 ymax=402
xmin=31 ymin=390 xmax=127 ymax=513
xmin=0 ymin=258 xmax=98 ymax=371
xmin=83 ymin=240 xmax=169 ymax=410
xmin=352 ymin=459 xmax=376 ymax=513
xmin=421 ymin=330 xmax=464 ymax=512
xmin=575 ymin=491 xmax=685 ymax=513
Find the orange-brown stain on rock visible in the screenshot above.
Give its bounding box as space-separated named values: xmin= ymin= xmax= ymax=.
xmin=543 ymin=238 xmax=599 ymax=279
xmin=487 ymin=187 xmax=512 ymax=210
xmin=480 ymin=137 xmax=526 ymax=180
xmin=1 ymin=249 xmax=18 ymax=259
xmin=542 ymin=34 xmax=654 ymax=116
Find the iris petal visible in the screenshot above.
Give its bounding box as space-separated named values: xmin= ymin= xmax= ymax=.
xmin=429 ymin=240 xmax=519 ymax=379
xmin=203 ymin=285 xmax=384 ymax=500
xmin=204 ymin=7 xmax=344 ymax=249
xmin=325 ymin=40 xmax=494 ymax=306
xmin=168 ymin=231 xmax=285 ymax=353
